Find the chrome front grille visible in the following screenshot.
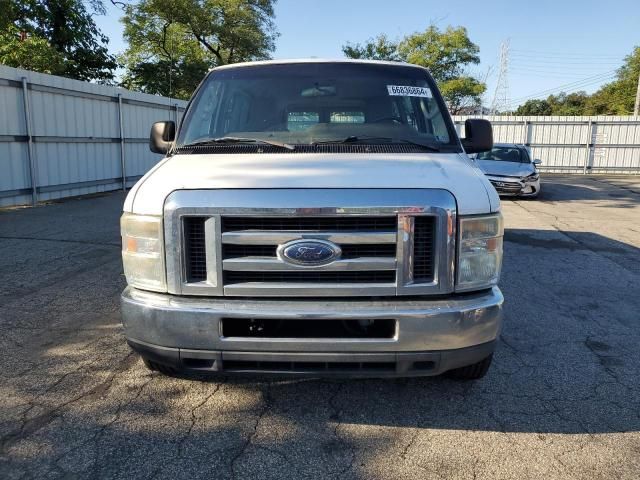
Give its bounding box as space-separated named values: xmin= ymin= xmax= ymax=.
xmin=220 ymin=215 xmax=398 ymax=291
xmin=221 ymin=216 xmax=398 ymax=232
xmin=412 ymin=216 xmax=436 ymax=282
xmin=221 ymin=244 xmax=397 ymax=258
xmin=183 ymin=217 xmax=207 ymax=282
xmin=165 ymin=189 xmax=456 ymax=297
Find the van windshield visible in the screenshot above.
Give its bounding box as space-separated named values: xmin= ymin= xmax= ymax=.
xmin=177 ymin=62 xmax=458 ymax=151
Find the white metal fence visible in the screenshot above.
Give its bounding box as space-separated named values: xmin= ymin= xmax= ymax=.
xmin=0 ymin=65 xmax=187 ymax=207
xmin=2 ymin=69 xmax=639 ymax=208
xmin=452 ymin=115 xmax=640 ymax=174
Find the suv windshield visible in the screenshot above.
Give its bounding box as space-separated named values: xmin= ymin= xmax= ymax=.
xmin=177 ymin=62 xmax=458 ymax=150
xmin=476 ymin=146 xmax=526 ymax=163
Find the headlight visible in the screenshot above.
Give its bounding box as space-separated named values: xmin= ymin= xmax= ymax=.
xmin=457 ymin=214 xmax=503 ymax=291
xmin=121 ymin=213 xmax=166 ymax=292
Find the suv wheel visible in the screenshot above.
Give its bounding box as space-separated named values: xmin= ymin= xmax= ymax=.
xmin=446 ymin=354 xmax=493 ymax=380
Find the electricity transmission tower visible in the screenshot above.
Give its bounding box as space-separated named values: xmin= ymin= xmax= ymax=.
xmin=491 ymin=40 xmax=511 ymax=114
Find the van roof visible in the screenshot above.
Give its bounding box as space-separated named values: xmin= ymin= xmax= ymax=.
xmin=211 ymin=58 xmax=426 ymax=72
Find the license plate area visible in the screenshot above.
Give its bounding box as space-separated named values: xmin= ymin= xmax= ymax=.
xmin=221 ymin=318 xmax=397 ymax=339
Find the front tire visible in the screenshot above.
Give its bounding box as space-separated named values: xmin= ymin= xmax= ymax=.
xmin=446 ymin=354 xmax=493 ymax=380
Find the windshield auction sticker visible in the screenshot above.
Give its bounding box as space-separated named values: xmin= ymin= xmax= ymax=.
xmin=387 ymin=85 xmax=432 ymax=97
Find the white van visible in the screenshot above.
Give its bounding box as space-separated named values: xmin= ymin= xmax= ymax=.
xmin=120 ymin=59 xmax=503 ymax=380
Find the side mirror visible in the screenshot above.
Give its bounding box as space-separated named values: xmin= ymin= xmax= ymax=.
xmin=150 ymin=121 xmax=176 ymax=154
xmin=533 ymin=159 xmax=542 ymax=165
xmin=461 ymin=119 xmax=493 ymax=154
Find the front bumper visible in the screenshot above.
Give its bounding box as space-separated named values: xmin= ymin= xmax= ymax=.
xmin=121 ymin=286 xmax=503 ymax=377
xmin=487 ymin=176 xmax=540 ymax=197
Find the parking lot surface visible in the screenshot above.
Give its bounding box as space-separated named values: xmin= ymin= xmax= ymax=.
xmin=1 ymin=175 xmax=639 ymax=479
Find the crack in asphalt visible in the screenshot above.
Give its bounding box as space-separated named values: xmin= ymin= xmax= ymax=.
xmin=400 ymin=430 xmax=420 ymax=460
xmin=229 ymin=382 xmax=273 ymax=480
xmin=0 ymin=352 xmax=137 ymax=455
xmin=175 ymin=382 xmax=223 ymax=460
xmin=89 ymin=375 xmax=153 ymax=479
xmin=325 ymin=382 xmax=358 ymax=480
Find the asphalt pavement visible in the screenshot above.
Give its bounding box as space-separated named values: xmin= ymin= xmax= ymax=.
xmin=1 ymin=175 xmax=639 ymax=479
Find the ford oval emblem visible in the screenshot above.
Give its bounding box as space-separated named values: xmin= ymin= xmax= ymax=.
xmin=277 ymin=239 xmax=342 ymax=266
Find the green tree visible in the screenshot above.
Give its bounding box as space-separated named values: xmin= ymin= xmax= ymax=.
xmin=548 ymin=92 xmax=589 ymax=115
xmin=515 ymin=99 xmax=552 ymax=116
xmin=586 ymin=46 xmax=640 ymax=115
xmin=341 ymin=34 xmax=401 ymax=61
xmin=0 ymin=24 xmax=66 ymax=74
xmin=0 ymin=0 xmax=117 ymax=82
xmin=120 ymin=0 xmax=278 ymax=99
xmin=342 ymin=26 xmax=486 ymax=114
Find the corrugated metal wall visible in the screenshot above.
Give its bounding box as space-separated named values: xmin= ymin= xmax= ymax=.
xmin=2 ymin=68 xmax=638 ymax=209
xmin=0 ymin=65 xmax=187 ymax=207
xmin=453 ymin=115 xmax=640 ymax=174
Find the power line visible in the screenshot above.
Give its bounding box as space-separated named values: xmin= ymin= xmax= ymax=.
xmin=510 ymin=75 xmax=615 ymax=103
xmin=506 ymin=78 xmax=617 ymax=109
xmin=510 ymin=49 xmax=625 ymax=58
xmin=510 ymin=60 xmax=621 ymax=68
xmin=510 ymin=55 xmax=622 ymax=62
xmin=510 ymin=66 xmax=617 ymax=77
xmin=510 ymin=67 xmax=618 ymax=76
xmin=510 ymin=70 xmax=612 ymax=80
xmin=507 ymin=77 xmax=616 ymax=108
xmin=511 ymin=60 xmax=620 ymax=66
xmin=507 ymin=70 xmax=618 ymax=104
xmin=507 ymin=79 xmax=617 ymax=109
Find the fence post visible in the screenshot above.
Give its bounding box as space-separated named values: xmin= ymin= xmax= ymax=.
xmin=21 ymin=77 xmax=38 ymax=205
xmin=584 ymin=120 xmax=593 ymax=175
xmin=117 ymin=93 xmax=126 ymax=190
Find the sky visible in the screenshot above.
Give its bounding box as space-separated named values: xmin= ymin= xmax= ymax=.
xmin=96 ymin=0 xmax=640 ymax=109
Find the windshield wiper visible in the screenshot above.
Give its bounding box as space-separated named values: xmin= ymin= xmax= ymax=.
xmin=180 ymin=136 xmax=295 ymax=151
xmin=313 ymin=136 xmax=440 ymax=152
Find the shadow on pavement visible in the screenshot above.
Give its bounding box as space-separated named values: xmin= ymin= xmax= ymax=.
xmin=536 ymin=176 xmax=640 ymax=207
xmin=1 ymin=189 xmax=639 ymax=478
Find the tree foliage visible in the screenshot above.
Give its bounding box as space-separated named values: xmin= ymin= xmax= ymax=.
xmin=342 ymin=34 xmax=401 ymax=62
xmin=342 ymin=26 xmax=486 ymax=113
xmin=586 ymin=46 xmax=639 ymax=115
xmin=513 ymin=99 xmax=552 ymax=116
xmin=0 ymin=24 xmax=66 ymax=74
xmin=120 ymin=0 xmax=278 ymax=99
xmin=0 ymin=0 xmax=117 ymax=82
xmin=515 ymin=46 xmax=640 ymax=115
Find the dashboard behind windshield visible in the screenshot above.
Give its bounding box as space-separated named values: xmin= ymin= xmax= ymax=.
xmin=177 ymin=62 xmax=459 ymax=150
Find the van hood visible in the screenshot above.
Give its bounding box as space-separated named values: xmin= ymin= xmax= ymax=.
xmin=124 ymin=153 xmax=499 ymax=215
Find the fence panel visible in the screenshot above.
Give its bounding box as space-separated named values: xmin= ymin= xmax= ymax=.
xmin=3 ymin=72 xmax=639 ymax=208
xmin=452 ymin=115 xmax=640 ymax=174
xmin=0 ymin=65 xmax=187 ymax=207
